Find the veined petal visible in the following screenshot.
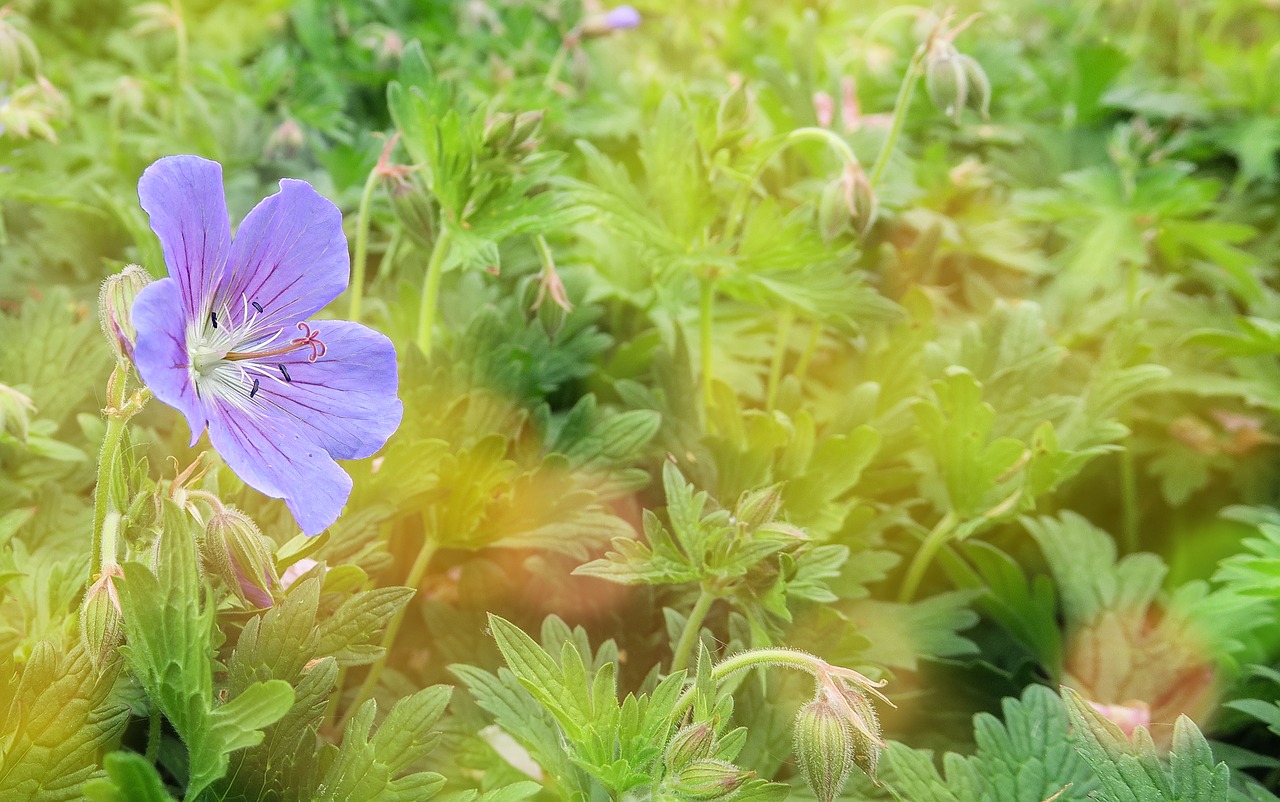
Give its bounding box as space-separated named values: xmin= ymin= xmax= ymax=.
xmin=219 ymin=179 xmax=349 ymax=330
xmin=246 ymin=320 xmax=402 ymax=460
xmin=207 ymin=407 xmax=353 ymax=537
xmin=132 ymin=278 xmax=207 ymax=446
xmin=138 ymin=156 xmax=231 ymax=322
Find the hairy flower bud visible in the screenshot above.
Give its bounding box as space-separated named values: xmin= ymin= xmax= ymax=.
xmin=735 ymin=484 xmax=784 ymax=531
xmin=664 ymin=722 xmax=717 ymax=773
xmin=0 ymin=8 xmax=39 ymax=83
xmin=203 ymin=509 xmax=279 ymax=608
xmin=672 ymin=759 xmax=752 ymax=799
xmin=387 ymin=171 xmax=438 ymax=248
xmin=843 ymin=688 xmax=883 ymax=781
xmin=98 ymin=265 xmax=153 ymax=362
xmin=793 ymin=697 xmax=856 ymax=802
xmin=957 ymin=53 xmax=990 ymax=120
xmin=265 ymin=118 xmax=305 ymax=160
xmin=0 ymin=383 xmax=35 ymax=443
xmin=925 ymin=42 xmax=967 ymax=122
xmin=81 ymin=565 xmax=124 ymax=670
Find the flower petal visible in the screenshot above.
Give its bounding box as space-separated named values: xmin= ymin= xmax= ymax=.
xmin=247 ymin=321 xmax=402 ymax=460
xmin=206 ymin=406 xmax=353 ymax=537
xmin=220 ymin=178 xmax=349 ymax=329
xmin=132 ymin=278 xmax=207 ymax=446
xmin=138 ymin=156 xmax=231 ymax=322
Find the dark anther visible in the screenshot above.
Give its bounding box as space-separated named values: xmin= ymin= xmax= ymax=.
xmin=279 ymin=364 xmax=291 ymax=383
xmin=252 ymin=301 xmax=264 ymax=313
xmin=249 ymin=377 xmax=260 ymax=399
xmin=211 ymin=312 xmax=218 ymax=329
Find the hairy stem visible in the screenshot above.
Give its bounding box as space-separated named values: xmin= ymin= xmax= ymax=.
xmin=699 ymin=277 xmax=716 ymax=423
xmin=670 ymin=587 xmax=716 ymax=675
xmin=868 ymin=42 xmax=928 ymax=189
xmin=348 ymin=164 xmax=382 ymax=322
xmin=897 ymin=509 xmax=958 ymax=603
xmin=415 ymin=225 xmax=453 ymax=357
xmin=672 ymin=647 xmax=823 ymax=719
xmin=90 ymin=363 xmax=131 ymax=583
xmin=340 ymin=537 xmax=437 ymax=728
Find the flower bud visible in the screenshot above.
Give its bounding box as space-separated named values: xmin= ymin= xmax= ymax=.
xmin=108 ymin=76 xmax=146 ymax=123
xmin=578 ymin=5 xmax=641 ymax=39
xmin=818 ymin=178 xmax=849 ymax=242
xmin=672 ymin=759 xmax=751 ymax=799
xmin=0 ymin=8 xmax=38 ymax=83
xmin=509 ymin=110 xmax=544 ymax=151
xmin=664 ymin=722 xmax=717 ymax=773
xmin=793 ymin=698 xmax=856 ymax=802
xmin=483 ymin=111 xmax=517 ymax=149
xmin=843 ymin=688 xmax=883 ymax=781
xmin=202 ymin=509 xmax=279 ymax=608
xmin=265 ymin=118 xmax=305 ymax=160
xmin=81 ymin=565 xmax=124 ymax=670
xmin=386 ymin=171 xmax=438 ymax=248
xmin=925 ymin=42 xmax=967 ymax=122
xmin=735 ymin=484 xmax=784 ymax=531
xmin=98 ymin=265 xmax=153 ymax=362
xmin=957 ymin=53 xmax=990 ymax=120
xmin=0 ymin=383 xmax=35 ymax=443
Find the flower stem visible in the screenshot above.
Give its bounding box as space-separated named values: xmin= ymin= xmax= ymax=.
xmin=90 ymin=363 xmax=131 ymax=583
xmin=699 ymin=277 xmax=716 ymax=423
xmin=340 ymin=537 xmax=437 ymax=729
xmin=145 ymin=704 xmax=162 ymax=762
xmin=415 ymin=225 xmax=453 ymax=358
xmin=765 ymin=307 xmax=795 ymax=412
xmin=897 ymin=509 xmax=958 ymax=603
xmin=868 ymin=42 xmax=928 ymax=190
xmin=794 ymin=320 xmax=823 ymax=385
xmin=348 ymin=163 xmax=382 ymax=322
xmin=671 ymin=587 xmax=716 ymax=674
xmin=1119 ymin=448 xmax=1139 ymax=553
xmin=672 ymin=647 xmax=823 ymax=719
xmin=543 ymin=41 xmax=571 ymax=90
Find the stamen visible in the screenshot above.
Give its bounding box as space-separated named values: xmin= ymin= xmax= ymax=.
xmin=252 ymin=301 xmax=264 ymax=313
xmin=249 ymin=377 xmax=260 ymax=399
xmin=211 ymin=312 xmax=218 ymax=329
xmin=223 ymin=321 xmax=327 ymax=363
xmin=279 ymin=364 xmax=291 ymax=383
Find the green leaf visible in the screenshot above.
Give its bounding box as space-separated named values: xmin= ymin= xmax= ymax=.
xmin=82 ymin=753 xmax=177 ymax=802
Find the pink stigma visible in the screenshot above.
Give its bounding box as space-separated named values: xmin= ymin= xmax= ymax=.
xmin=291 ymin=321 xmax=327 ymax=362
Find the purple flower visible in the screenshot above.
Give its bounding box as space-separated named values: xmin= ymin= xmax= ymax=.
xmin=131 ymin=155 xmax=402 ymax=536
xmin=602 ymin=5 xmax=641 ymax=30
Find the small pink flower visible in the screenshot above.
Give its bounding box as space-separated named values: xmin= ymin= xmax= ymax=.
xmin=281 ymin=558 xmax=322 ymax=589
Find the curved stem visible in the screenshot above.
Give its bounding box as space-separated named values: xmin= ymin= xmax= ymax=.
xmin=725 ymin=127 xmax=861 ymax=244
xmin=868 ymin=43 xmax=928 ymax=190
xmin=415 ymin=225 xmax=453 ymax=357
xmin=793 ymin=320 xmax=823 ymax=386
xmin=672 ymin=647 xmax=822 ymax=719
xmin=348 ymin=164 xmax=382 ymax=322
xmin=897 ymin=509 xmax=958 ymax=603
xmin=670 ymin=587 xmax=716 ymax=674
xmin=340 ymin=537 xmax=437 ymax=729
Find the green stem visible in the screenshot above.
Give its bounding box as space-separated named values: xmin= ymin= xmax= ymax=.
xmin=543 ymin=41 xmax=571 ymax=90
xmin=672 ymin=647 xmax=822 ymax=719
xmin=1119 ymin=448 xmax=1139 ymax=554
xmin=1129 ymin=0 xmax=1156 ymax=59
xmin=90 ymin=363 xmax=131 ymax=583
xmin=145 ymin=704 xmax=162 ymax=762
xmin=340 ymin=538 xmax=437 ymax=729
xmin=348 ymin=164 xmax=382 ymax=322
xmin=670 ymin=588 xmax=716 ymax=674
xmin=794 ymin=321 xmax=823 ymax=386
xmin=699 ymin=277 xmax=716 ymax=423
xmin=765 ymin=307 xmax=795 ymax=411
xmin=897 ymin=509 xmax=958 ymax=603
xmin=868 ymin=43 xmax=928 ymax=190
xmin=415 ymin=225 xmax=453 ymax=358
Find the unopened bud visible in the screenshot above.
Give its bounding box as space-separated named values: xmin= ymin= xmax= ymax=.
xmin=386 ymin=171 xmax=437 ymax=248
xmin=81 ymin=565 xmax=124 ymax=670
xmin=578 ymin=5 xmax=641 ymax=39
xmin=98 ymin=265 xmax=152 ymax=362
xmin=483 ymin=111 xmax=517 ymax=149
xmin=108 ymin=76 xmax=146 ymax=123
xmin=0 ymin=383 xmax=35 ymax=443
xmin=716 ymin=81 xmax=752 ymax=138
xmin=925 ymin=42 xmax=967 ymax=122
xmin=203 ymin=509 xmax=279 ymax=608
xmin=843 ymin=688 xmax=883 ymax=781
xmin=672 ymin=759 xmax=751 ymax=799
xmin=509 ymin=110 xmax=544 ymax=151
xmin=0 ymin=9 xmax=38 ymax=83
xmin=265 ymin=118 xmax=305 ymax=160
xmin=794 ymin=698 xmax=856 ymax=802
xmin=664 ymin=722 xmax=717 ymax=773
xmin=818 ymin=178 xmax=848 ymax=242
xmin=957 ymin=53 xmax=990 ymax=120
xmin=735 ymin=484 xmax=784 ymax=531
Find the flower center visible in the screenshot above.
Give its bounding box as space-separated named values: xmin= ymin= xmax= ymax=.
xmin=186 ymin=299 xmax=326 ymax=407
